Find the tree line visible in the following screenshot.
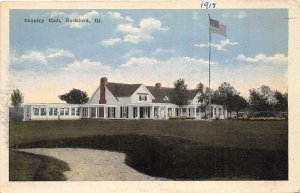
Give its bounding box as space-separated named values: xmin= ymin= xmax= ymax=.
xmin=170 ymin=79 xmax=288 ymax=117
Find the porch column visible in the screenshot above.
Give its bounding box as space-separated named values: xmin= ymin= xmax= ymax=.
xmin=57 ymin=107 xmax=60 ymax=119
xmin=212 ymin=107 xmax=215 ymax=118
xmin=151 ymin=106 xmax=154 ymax=119
xmin=95 ymin=107 xmax=98 ymax=118
xmin=194 ymin=107 xmax=196 ymax=118
xmin=165 ymin=107 xmax=169 ymax=119
xmin=103 ymin=106 xmax=107 ymax=119
xmin=30 ymin=106 xmax=33 ymax=118
xmin=129 ymin=106 xmax=133 ymax=119
xmin=137 ymin=106 xmax=140 ymax=119
xmin=180 ymin=108 xmax=183 ymax=116
xmin=46 ymin=105 xmax=49 ymax=120
xmin=158 ymin=106 xmax=161 ymax=119
xmin=88 ymin=107 xmax=90 ymax=118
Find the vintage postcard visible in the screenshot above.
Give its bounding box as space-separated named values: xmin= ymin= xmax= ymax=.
xmin=1 ymin=1 xmax=300 ymax=193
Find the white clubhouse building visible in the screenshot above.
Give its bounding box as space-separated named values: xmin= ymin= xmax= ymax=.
xmin=23 ymin=77 xmax=227 ymax=121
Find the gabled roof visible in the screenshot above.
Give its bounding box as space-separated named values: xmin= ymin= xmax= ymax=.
xmin=146 ymin=86 xmax=173 ymax=103
xmin=106 ymin=82 xmax=142 ymax=97
xmin=187 ymin=89 xmax=199 ymax=100
xmin=146 ymin=87 xmax=199 ymax=103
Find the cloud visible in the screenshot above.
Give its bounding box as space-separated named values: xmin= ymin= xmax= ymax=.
xmin=232 ymin=11 xmax=248 ymax=19
xmin=194 ymin=39 xmax=239 ymax=51
xmin=175 ymin=57 xmax=217 ymax=65
xmin=236 ymin=53 xmax=287 ymax=64
xmin=10 ymin=49 xmax=76 ymax=71
xmin=117 ymin=17 xmax=168 ymax=44
xmin=120 ymin=56 xmax=215 ymax=68
xmin=107 ymin=11 xmax=133 ymax=23
xmin=47 ymin=49 xmax=75 ymax=59
xmin=101 ymin=38 xmax=122 ymax=46
xmin=50 ymin=10 xmax=100 ymax=29
xmin=63 ymin=59 xmax=111 ymax=72
xmin=113 ymin=56 xmax=216 ymax=89
xmin=12 ymin=51 xmax=47 ymax=65
xmin=154 ymin=48 xmax=177 ymax=55
xmin=121 ymin=57 xmax=159 ymax=67
xmin=123 ymin=49 xmax=144 ymax=58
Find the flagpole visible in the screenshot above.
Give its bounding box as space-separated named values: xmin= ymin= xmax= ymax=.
xmin=208 ymin=14 xmax=212 ymax=121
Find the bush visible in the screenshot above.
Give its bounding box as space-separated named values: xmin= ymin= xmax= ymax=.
xmin=9 ymin=107 xmax=24 ymax=122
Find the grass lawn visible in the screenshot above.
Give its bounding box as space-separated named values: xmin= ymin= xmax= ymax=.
xmin=9 ymin=119 xmax=288 ymax=181
xmin=9 ymin=150 xmax=70 ymax=181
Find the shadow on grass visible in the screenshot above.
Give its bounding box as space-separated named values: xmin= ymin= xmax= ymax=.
xmin=12 ymin=135 xmax=288 ymax=180
xmin=10 ymin=150 xmax=70 ymax=181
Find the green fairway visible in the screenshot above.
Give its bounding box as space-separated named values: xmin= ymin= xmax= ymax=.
xmin=9 ymin=119 xmax=288 ymax=180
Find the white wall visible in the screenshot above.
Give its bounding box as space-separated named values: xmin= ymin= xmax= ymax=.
xmin=131 ymin=85 xmax=153 ymax=104
xmin=116 ymin=97 xmax=131 ymax=105
xmin=87 ymin=86 xmax=100 ymax=104
xmin=190 ymin=93 xmax=201 ymax=105
xmin=105 ymin=88 xmax=119 ymax=105
xmin=87 ymin=86 xmax=119 ymax=105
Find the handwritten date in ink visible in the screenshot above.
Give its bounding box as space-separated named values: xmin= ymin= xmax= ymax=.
xmin=201 ymin=2 xmax=216 ymax=9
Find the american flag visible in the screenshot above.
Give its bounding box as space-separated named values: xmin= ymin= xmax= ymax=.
xmin=210 ymin=18 xmax=226 ymax=37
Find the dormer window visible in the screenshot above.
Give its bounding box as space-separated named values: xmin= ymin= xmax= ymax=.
xmin=163 ymin=96 xmax=169 ymax=101
xmin=139 ymin=95 xmax=147 ymax=101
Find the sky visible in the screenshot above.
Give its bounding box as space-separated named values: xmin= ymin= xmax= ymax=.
xmin=9 ymin=9 xmax=288 ymax=103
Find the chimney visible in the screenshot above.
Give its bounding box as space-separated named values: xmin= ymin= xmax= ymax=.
xmin=99 ymin=77 xmax=108 ymax=104
xmin=155 ymin=83 xmax=162 ymax=89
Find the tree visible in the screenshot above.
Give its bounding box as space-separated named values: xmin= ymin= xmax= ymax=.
xmin=232 ymin=94 xmax=248 ymax=116
xmin=260 ymin=85 xmax=276 ymax=107
xmin=213 ymin=82 xmax=239 ymax=114
xmin=274 ymin=91 xmax=288 ymax=112
xmin=11 ymin=89 xmax=24 ymax=122
xmin=196 ymin=82 xmax=211 ymax=118
xmin=249 ymin=85 xmax=278 ymax=112
xmin=170 ymin=78 xmax=189 ymax=107
xmin=59 ymin=88 xmax=89 ymax=104
xmin=249 ymin=89 xmax=265 ymax=112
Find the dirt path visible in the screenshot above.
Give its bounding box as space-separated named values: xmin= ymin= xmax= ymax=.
xmin=16 ymin=148 xmax=168 ymax=181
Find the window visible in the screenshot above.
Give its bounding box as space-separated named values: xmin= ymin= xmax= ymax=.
xmin=168 ymin=108 xmax=172 ymax=116
xmin=40 ymin=108 xmax=46 ymax=116
xmin=163 ymin=96 xmax=169 ymax=101
xmin=120 ymin=106 xmax=128 ymax=118
xmin=49 ymin=108 xmax=53 ymax=116
xmin=133 ymin=107 xmax=138 ymax=118
xmin=91 ymin=107 xmax=96 ymax=118
xmin=71 ymin=108 xmax=76 ymax=116
xmin=107 ymin=107 xmax=116 ymax=118
xmin=139 ymin=95 xmax=148 ymax=101
xmin=65 ymin=108 xmax=69 ymax=116
xmin=60 ymin=108 xmax=64 ymax=116
xmin=76 ymin=108 xmax=80 ymax=116
xmin=54 ymin=108 xmax=58 ymax=115
xmin=33 ymin=108 xmax=39 ymax=116
xmin=82 ymin=108 xmax=87 ymax=117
